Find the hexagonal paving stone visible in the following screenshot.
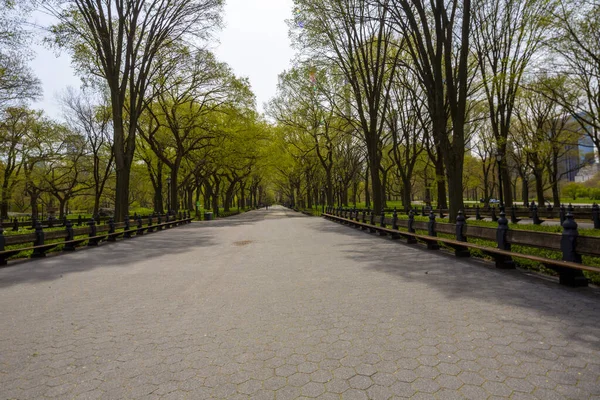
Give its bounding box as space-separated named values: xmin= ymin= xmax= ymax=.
xmin=310 ymin=370 xmax=333 ymax=383
xmin=366 ymin=384 xmax=394 ymax=400
xmin=395 ymin=369 xmax=417 ymax=383
xmin=301 ymin=382 xmax=326 ymax=398
xmin=482 ymin=380 xmax=513 ymax=397
xmin=263 ymin=376 xmax=287 ymax=391
xmin=326 ymin=378 xmax=350 ymax=394
xmin=390 ymin=381 xmax=417 ymax=397
xmin=457 ymin=371 xmax=485 ymax=386
xmin=411 ymin=377 xmax=441 ymax=394
xmin=342 ymin=388 xmax=368 ymax=400
xmin=288 ymin=372 xmax=311 ymax=387
xmin=434 ymin=374 xmax=463 ymax=390
xmin=298 ymin=362 xmax=319 ymax=374
xmin=237 ymin=378 xmax=262 ymax=395
xmin=348 ymin=374 xmax=373 ymax=390
xmin=355 ymin=364 xmax=377 ymax=377
xmin=333 ymin=367 xmax=356 ymax=380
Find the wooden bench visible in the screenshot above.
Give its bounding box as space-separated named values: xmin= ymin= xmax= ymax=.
xmin=0 ymin=217 xmax=193 ymax=266
xmin=325 ymin=213 xmax=597 ymax=287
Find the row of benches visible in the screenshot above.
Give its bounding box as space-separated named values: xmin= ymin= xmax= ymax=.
xmin=0 ymin=214 xmax=193 ymax=266
xmin=323 ymin=210 xmax=599 ymax=288
xmin=338 ymin=203 xmax=600 ymax=229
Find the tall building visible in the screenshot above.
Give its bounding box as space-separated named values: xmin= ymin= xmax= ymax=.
xmin=560 ymin=113 xmax=598 ymax=182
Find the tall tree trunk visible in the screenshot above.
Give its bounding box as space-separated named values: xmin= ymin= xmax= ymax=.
xmin=240 ymin=182 xmax=246 ymax=209
xmin=434 ymin=153 xmax=447 ymax=210
xmin=113 ymin=98 xmax=129 ymax=222
xmin=401 ymin=176 xmax=411 ymax=212
xmin=521 ymin=177 xmax=529 ymax=206
xmin=501 ymin=164 xmax=513 ymax=207
xmin=169 ymin=160 xmax=181 ymax=213
xmin=93 ymin=194 xmax=102 ymax=218
xmin=534 ymin=172 xmax=545 ymax=206
xmin=212 ymin=177 xmax=220 ymax=216
xmin=224 ymin=180 xmax=236 ymax=212
xmin=365 ymin=167 xmax=371 ymax=209
xmin=368 ymin=143 xmax=383 ymax=214
xmin=1 ymin=181 xmax=10 ymax=220
xmin=446 ymin=158 xmax=465 ymax=221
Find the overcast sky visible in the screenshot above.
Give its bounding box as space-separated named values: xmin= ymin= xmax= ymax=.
xmin=30 ymin=0 xmax=296 ymax=120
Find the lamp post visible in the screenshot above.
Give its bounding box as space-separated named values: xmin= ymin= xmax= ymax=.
xmin=166 ymin=177 xmax=171 ymax=215
xmin=321 ymin=188 xmax=325 ymax=214
xmin=496 ymin=152 xmax=504 ymax=209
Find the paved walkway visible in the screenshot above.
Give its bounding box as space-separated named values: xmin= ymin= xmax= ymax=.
xmin=1 ymin=206 xmax=599 ymax=400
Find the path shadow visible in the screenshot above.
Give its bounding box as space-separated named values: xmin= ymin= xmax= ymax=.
xmin=0 ymin=224 xmax=219 ymax=289
xmin=314 ymin=218 xmax=600 ymax=351
xmin=0 ymin=207 xmax=306 ymax=289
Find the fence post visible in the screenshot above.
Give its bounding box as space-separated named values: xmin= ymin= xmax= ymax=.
xmin=32 ymin=221 xmax=45 ymax=257
xmin=78 ymin=214 xmax=82 ymax=226
xmin=401 ymin=209 xmax=416 ymax=244
xmin=370 ymin=211 xmax=375 ymax=225
xmin=560 ymin=204 xmax=566 ymax=225
xmin=408 ymin=209 xmax=415 ymax=234
xmin=147 ymin=215 xmax=154 ymax=233
xmin=157 ymin=213 xmax=163 ymax=230
xmin=495 ymin=211 xmax=514 ymax=269
xmin=592 ymin=203 xmax=600 ymax=229
xmin=12 ymin=218 xmax=18 ymax=232
xmin=559 ymin=212 xmax=588 ymax=287
xmin=390 ymin=208 xmax=400 ymax=239
xmin=107 ymin=217 xmax=116 ymax=242
xmin=136 ymin=215 xmax=143 ymax=235
xmin=427 ymin=211 xmax=439 ymax=250
xmin=379 ymin=212 xmax=386 ymax=228
xmin=532 ymin=205 xmax=541 ymax=225
xmin=362 ymin=210 xmax=366 ymax=223
xmin=88 ymin=218 xmax=99 ymax=246
xmin=439 ymin=207 xmax=444 ymax=219
xmin=454 ymin=211 xmax=470 ymax=257
xmin=124 ymin=215 xmax=132 ymax=238
xmin=421 ymin=206 xmax=426 ymax=217
xmin=64 ymin=220 xmax=76 ymax=251
xmin=476 ymin=206 xmax=482 ymax=221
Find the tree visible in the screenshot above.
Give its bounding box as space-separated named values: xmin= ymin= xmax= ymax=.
xmin=61 ymin=87 xmax=114 ymax=217
xmin=42 ymin=130 xmax=89 ymax=218
xmin=139 ymin=49 xmax=251 ymax=213
xmin=48 ymin=0 xmax=224 ymax=221
xmin=268 ymin=66 xmax=341 ymax=206
xmin=292 ymin=0 xmax=402 ymax=214
xmin=472 ymin=0 xmax=554 ymax=207
xmin=384 ymin=0 xmax=474 ymax=221
xmin=386 ymin=65 xmax=427 ymax=211
xmin=545 ymin=1 xmax=600 ymax=156
xmin=0 ymin=0 xmax=40 ymax=107
xmin=0 ymin=107 xmax=35 ymax=218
